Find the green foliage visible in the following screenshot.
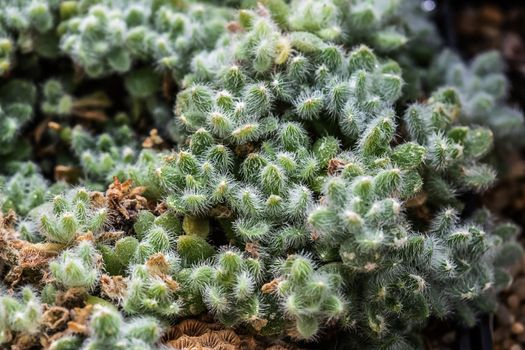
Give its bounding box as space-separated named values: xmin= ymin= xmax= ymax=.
xmin=121 ymin=253 xmax=184 ymax=318
xmin=41 ymin=79 xmax=74 ymax=116
xmin=50 ymin=241 xmax=100 ymax=289
xmin=58 ymin=0 xmax=232 ymax=78
xmin=0 ymin=0 xmax=60 ymax=74
xmin=274 ymin=254 xmax=346 ymax=339
xmin=71 ymin=125 xmax=138 ymax=185
xmin=430 ymin=50 xmax=525 ymax=148
xmin=49 ymin=304 xmax=162 ymax=350
xmin=0 ymin=162 xmax=48 ymax=216
xmin=0 ymin=80 xmax=36 ymax=157
xmin=158 ymin=3 xmax=522 ymax=344
xmin=404 ymin=88 xmax=498 ymax=204
xmin=0 ymin=288 xmax=42 ymax=344
xmin=35 ymin=188 xmax=108 ymax=244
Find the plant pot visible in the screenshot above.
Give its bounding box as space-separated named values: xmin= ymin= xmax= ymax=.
xmin=455 ymin=314 xmax=493 ymax=350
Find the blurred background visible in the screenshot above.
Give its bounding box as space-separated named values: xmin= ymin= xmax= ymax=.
xmin=428 ymin=1 xmax=525 ymax=349
xmin=433 ymin=0 xmax=525 ymax=108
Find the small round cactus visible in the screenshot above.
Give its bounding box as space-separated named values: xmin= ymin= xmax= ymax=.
xmin=36 ymin=188 xmax=108 ymax=244
xmin=50 ymin=241 xmax=100 ymax=289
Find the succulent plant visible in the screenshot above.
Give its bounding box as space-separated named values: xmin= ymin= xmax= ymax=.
xmin=0 ymin=287 xmax=42 ymax=344
xmin=0 ymin=80 xmax=36 ymax=160
xmin=49 ymin=304 xmax=162 ymax=350
xmin=0 ymin=162 xmax=48 ymax=216
xmin=35 ymin=188 xmax=108 ymax=244
xmin=50 ymin=241 xmax=101 ymax=290
xmin=58 ymin=0 xmax=232 ymax=78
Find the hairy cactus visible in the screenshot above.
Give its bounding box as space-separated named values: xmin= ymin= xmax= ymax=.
xmin=273 ymin=254 xmax=346 ymax=339
xmin=404 ymin=87 xmax=498 ymax=208
xmin=58 ymin=0 xmax=231 ymax=78
xmin=50 ymin=304 xmax=162 ymax=350
xmin=184 ymin=247 xmax=266 ymax=328
xmin=0 ymin=162 xmax=48 ymax=216
xmin=0 ymin=287 xmax=42 ymax=344
xmin=35 ymin=188 xmax=108 ymax=244
xmin=429 ymin=50 xmax=525 ymax=149
xmin=0 ymin=80 xmax=36 ymax=160
xmin=50 ymin=241 xmax=101 ymax=289
xmin=158 ymin=3 xmax=521 ymax=344
xmin=41 ymin=79 xmax=74 ymax=117
xmin=71 ymin=126 xmax=138 ymax=185
xmin=0 ymin=0 xmax=59 ymax=75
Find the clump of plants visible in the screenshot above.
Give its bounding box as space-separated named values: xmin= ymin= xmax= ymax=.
xmin=0 ymin=0 xmax=523 ymax=349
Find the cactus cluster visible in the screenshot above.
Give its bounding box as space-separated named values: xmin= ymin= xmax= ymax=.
xmin=0 ymin=80 xmax=36 ymax=162
xmin=58 ymin=0 xmax=231 ymax=78
xmin=0 ymin=0 xmax=59 ymax=75
xmin=50 ymin=241 xmax=101 ymax=289
xmin=70 ymin=125 xmax=138 ymax=185
xmin=49 ymin=304 xmax=162 ymax=350
xmin=37 ymin=188 xmax=108 ymax=244
xmin=0 ymin=287 xmax=42 ymax=343
xmin=0 ymin=0 xmax=524 ymax=349
xmin=429 ymin=50 xmax=525 ymax=148
xmin=0 ymin=162 xmax=49 ymax=216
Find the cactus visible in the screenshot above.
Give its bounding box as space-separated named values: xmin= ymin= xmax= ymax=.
xmin=35 ymin=188 xmax=108 ymax=244
xmin=0 ymin=80 xmax=36 ymax=160
xmin=429 ymin=49 xmax=525 ymax=149
xmin=0 ymin=287 xmax=42 ymax=344
xmin=0 ymin=162 xmax=48 ymax=216
xmin=50 ymin=241 xmax=101 ymax=290
xmin=48 ymin=304 xmax=162 ymax=350
xmin=58 ymin=0 xmax=232 ymax=78
xmin=70 ymin=125 xmax=138 ymax=185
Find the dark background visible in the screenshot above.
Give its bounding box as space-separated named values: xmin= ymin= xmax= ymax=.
xmin=431 ymin=1 xmax=525 ymax=349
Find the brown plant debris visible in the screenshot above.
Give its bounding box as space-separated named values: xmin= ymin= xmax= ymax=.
xmin=142 ymin=128 xmax=165 ymax=149
xmin=163 ymin=318 xmax=300 ymax=350
xmin=54 ymin=165 xmax=82 ymax=183
xmin=67 ymin=304 xmax=94 ymax=335
xmin=327 ymin=158 xmax=346 ymax=176
xmin=55 ymin=288 xmax=88 ymax=309
xmin=100 ymin=274 xmax=128 ymax=301
xmin=42 ymin=306 xmax=70 ymax=331
xmin=261 ymin=279 xmax=280 ymax=294
xmin=0 ymin=211 xmax=56 ymax=288
xmin=105 ymin=177 xmax=149 ymax=232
